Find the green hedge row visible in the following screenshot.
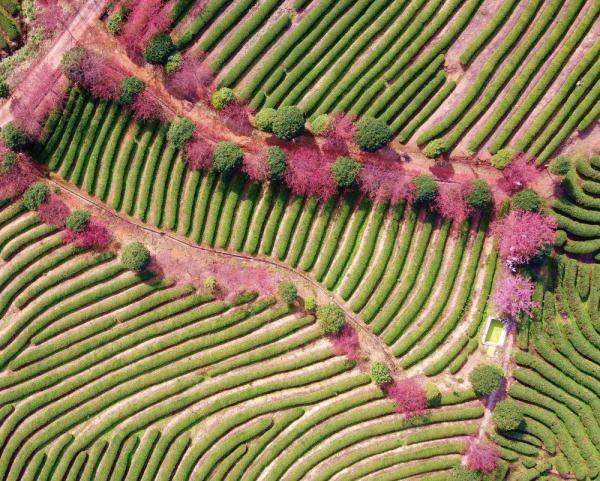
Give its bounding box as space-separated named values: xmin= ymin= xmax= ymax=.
xmin=215 ymin=174 xmax=246 ymax=249
xmin=38 ymin=88 xmax=79 ymax=164
xmin=198 ymin=0 xmax=258 ymax=53
xmin=47 ymin=93 xmax=87 ymax=171
xmin=0 ymin=214 xmax=40 ymax=251
xmin=96 ymin=111 xmax=131 ymax=202
xmin=297 ymin=196 xmax=335 ymax=272
xmin=242 ymin=182 xmax=274 ymax=255
xmin=274 ymin=194 xmax=304 ymax=261
xmin=260 ymin=184 xmax=289 ymax=256
xmin=286 ymin=196 xmax=318 ymax=267
xmin=0 ymin=223 xmax=56 ymax=261
xmin=175 ymin=0 xmax=231 ymax=48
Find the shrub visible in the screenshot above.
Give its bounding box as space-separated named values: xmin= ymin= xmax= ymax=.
xmin=119 ymin=77 xmax=145 ymax=105
xmin=303 ymin=296 xmax=316 ymax=311
xmin=204 ymin=276 xmax=216 ymax=292
xmin=1 ymin=152 xmax=16 ymax=173
xmin=466 ymin=179 xmax=493 ymax=210
xmin=354 ymin=116 xmax=391 ymax=152
xmin=371 ymin=361 xmax=392 ymax=385
xmin=267 ymin=146 xmax=286 ymax=179
xmin=511 ymin=189 xmax=541 ymax=212
xmin=491 ymin=148 xmax=515 ymax=170
xmin=423 ymin=138 xmax=448 ymax=158
xmin=2 ymin=122 xmax=30 ymax=151
xmin=121 ymin=242 xmax=151 ymax=271
xmin=165 ymin=52 xmax=182 ymax=75
xmin=107 ymin=6 xmax=126 ymax=35
xmin=23 ymin=182 xmax=48 ymax=211
xmin=549 ymin=155 xmax=571 ymax=176
xmin=469 ymin=363 xmax=503 ymax=396
xmin=65 ymin=210 xmax=90 ymax=233
xmin=411 ymin=174 xmax=438 ymax=204
xmin=278 ymin=281 xmax=297 ymax=303
xmin=316 ymin=303 xmax=345 ymax=335
xmin=212 ymin=141 xmax=243 ymax=174
xmin=254 ymin=108 xmax=276 ymax=132
xmin=0 ymin=79 xmax=9 ymax=98
xmin=211 ymin=87 xmax=235 ymax=110
xmin=167 ymin=117 xmax=195 ymax=149
xmin=493 ymin=399 xmax=524 ymax=431
xmin=424 ymin=383 xmax=442 ymax=407
xmin=144 ymin=32 xmax=175 ymax=64
xmin=331 ymin=156 xmax=361 ymax=188
xmin=271 ymin=106 xmax=304 ymax=140
xmin=310 ymin=114 xmax=331 ymax=135
xmin=449 ymin=466 xmax=481 ymax=481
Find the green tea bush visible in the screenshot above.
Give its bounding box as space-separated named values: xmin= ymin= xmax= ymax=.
xmin=469 ymin=363 xmax=504 ymax=396
xmin=493 ymin=399 xmax=524 ymax=431
xmin=491 ymin=148 xmax=515 ymax=170
xmin=204 ymin=276 xmax=217 ymax=292
xmin=354 ymin=116 xmax=391 ymax=152
xmin=549 ymin=156 xmax=571 ymax=176
xmin=121 ymin=242 xmax=150 ymax=271
xmin=449 ymin=466 xmax=481 ymax=481
xmin=512 ymin=189 xmax=542 ymax=212
xmin=144 ymin=32 xmax=175 ymax=64
xmin=254 ymin=108 xmax=276 ymax=132
xmin=467 ymin=179 xmax=493 ymax=210
xmin=107 ymin=6 xmax=126 ymax=35
xmin=165 ymin=52 xmax=182 ymax=75
xmin=267 ymin=146 xmax=286 ymax=179
xmin=65 ymin=210 xmax=90 ymax=233
xmin=211 ymin=87 xmax=236 ymax=110
xmin=411 ymin=175 xmax=438 ymax=205
xmin=316 ymin=303 xmax=345 ymax=335
xmin=271 ymin=106 xmax=304 ymax=140
xmin=0 ymin=78 xmax=9 ymax=98
xmin=2 ymin=121 xmax=30 ymax=151
xmin=119 ymin=77 xmax=145 ymax=105
xmin=0 ymin=151 xmax=16 ymax=173
xmin=424 ymin=383 xmax=442 ymax=407
xmin=310 ymin=114 xmax=331 ymax=135
xmin=331 ymin=156 xmax=361 ymax=188
xmin=423 ymin=138 xmax=448 ymax=158
xmin=278 ymin=281 xmax=297 ymax=303
xmin=23 ymin=182 xmax=48 ymax=211
xmin=212 ymin=141 xmax=243 ymax=174
xmin=167 ymin=117 xmax=195 ymax=149
xmin=370 ymin=361 xmax=392 ymax=385
xmin=303 ymin=296 xmax=316 ymax=311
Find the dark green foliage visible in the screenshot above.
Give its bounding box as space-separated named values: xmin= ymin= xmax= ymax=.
xmin=370 ymin=361 xmax=392 ymax=385
xmin=0 ymin=151 xmax=16 ymax=173
xmin=22 ymin=182 xmax=48 ymax=211
xmin=423 ymin=138 xmax=448 ymax=158
xmin=511 ymin=189 xmax=542 ymax=212
xmin=316 ymin=303 xmax=345 ymax=335
xmin=211 ymin=87 xmax=236 ymax=110
xmin=1 ymin=121 xmax=29 ymax=151
xmin=254 ymin=108 xmax=276 ymax=132
xmin=165 ymin=52 xmax=182 ymax=75
xmin=467 ymin=179 xmax=493 ymax=210
xmin=278 ymin=281 xmax=297 ymax=303
xmin=411 ymin=175 xmax=438 ymax=205
xmin=0 ymin=79 xmax=9 ymax=98
xmin=121 ymin=242 xmax=151 ymax=271
xmin=469 ymin=363 xmax=504 ymax=396
xmin=167 ymin=117 xmax=195 ymax=149
xmin=144 ymin=32 xmax=176 ymax=64
xmin=267 ymin=146 xmax=286 ymax=179
xmin=493 ymin=399 xmax=524 ymax=431
xmin=354 ymin=116 xmax=391 ymax=152
xmin=107 ymin=6 xmax=126 ymax=35
xmin=424 ymin=383 xmax=442 ymax=407
xmin=331 ymin=156 xmax=361 ymax=188
xmin=119 ymin=77 xmax=145 ymax=105
xmin=212 ymin=141 xmax=243 ymax=174
xmin=65 ymin=210 xmax=90 ymax=233
xmin=271 ymin=106 xmax=304 ymax=140
xmin=549 ymin=156 xmax=571 ymax=176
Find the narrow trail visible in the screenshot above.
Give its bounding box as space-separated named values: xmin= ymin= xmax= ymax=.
xmin=0 ymin=0 xmax=107 ymax=125
xmin=48 ymin=175 xmax=400 ymax=371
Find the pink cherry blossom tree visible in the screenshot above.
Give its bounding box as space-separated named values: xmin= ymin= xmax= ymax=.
xmin=131 ymin=91 xmax=164 ymax=122
xmin=383 ymin=378 xmax=427 ymax=418
xmin=38 ymin=195 xmax=70 ymax=228
xmin=166 ymin=55 xmax=214 ymax=102
xmin=492 ymin=274 xmax=536 ymax=320
xmin=357 ymin=159 xmax=412 ymax=204
xmin=0 ymin=153 xmax=38 ymax=201
xmin=324 ymin=113 xmax=356 ymax=152
xmin=498 ymin=153 xmax=540 ymax=193
xmin=493 ymin=210 xmax=556 ymax=266
xmin=242 ymin=151 xmax=269 ymax=182
xmin=220 ymin=100 xmax=252 ymax=135
xmin=118 ymin=0 xmax=171 ymax=60
xmin=464 ymin=437 xmax=499 ymax=474
xmin=63 ymin=220 xmax=111 ymax=249
xmin=434 ymin=182 xmax=470 ymax=224
xmin=184 ymin=135 xmax=212 ymax=170
xmin=329 ymin=324 xmax=360 ymax=361
xmin=284 ymin=146 xmax=337 ymax=200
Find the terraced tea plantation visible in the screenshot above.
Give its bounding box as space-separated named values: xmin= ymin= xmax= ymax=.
xmin=0 ymin=0 xmax=599 ymax=480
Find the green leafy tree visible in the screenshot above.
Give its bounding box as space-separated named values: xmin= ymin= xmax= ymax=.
xmin=121 ymin=242 xmax=151 ymax=271
xmin=511 ymin=189 xmax=542 ymax=212
xmin=1 ymin=152 xmax=16 ymax=173
xmin=331 ymin=156 xmax=361 ymax=188
xmin=119 ymin=77 xmax=145 ymax=105
xmin=167 ymin=117 xmax=195 ymax=149
xmin=271 ymin=106 xmax=304 ymax=140
xmin=548 ymin=155 xmax=571 ymax=176
xmin=466 ymin=179 xmax=493 ymax=210
xmin=316 ymin=303 xmax=345 ymax=335
xmin=469 ymin=364 xmax=504 ymax=396
xmin=278 ymin=281 xmax=297 ymax=303
xmin=411 ymin=175 xmax=438 ymax=205
xmin=254 ymin=108 xmax=277 ymax=132
xmin=371 ymin=362 xmax=392 ymax=385
xmin=211 ymin=87 xmax=236 ymax=110
xmin=2 ymin=122 xmax=30 ymax=151
xmin=0 ymin=78 xmax=9 ymax=98
xmin=354 ymin=116 xmax=391 ymax=152
xmin=23 ymin=182 xmax=48 ymax=211
xmin=493 ymin=399 xmax=524 ymax=431
xmin=144 ymin=32 xmax=175 ymax=64
xmin=267 ymin=146 xmax=286 ymax=179
xmin=66 ymin=210 xmax=91 ymax=233
xmin=212 ymin=141 xmax=243 ymax=174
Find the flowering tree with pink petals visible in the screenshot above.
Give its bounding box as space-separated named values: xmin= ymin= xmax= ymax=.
xmin=324 ymin=113 xmax=356 ymax=151
xmin=434 ymin=182 xmax=470 ymax=224
xmin=492 ymin=274 xmax=536 ymax=319
xmin=184 ymin=136 xmax=212 ymax=171
xmin=242 ymin=152 xmax=269 ymax=182
xmin=63 ymin=220 xmax=111 ymax=249
xmin=493 ymin=210 xmax=556 ymax=266
xmin=0 ymin=153 xmax=38 ymax=201
xmin=384 ymin=378 xmax=427 ymax=418
xmin=220 ymin=101 xmax=252 ymax=135
xmin=284 ymin=146 xmax=337 ymax=200
xmin=499 ymin=154 xmax=540 ymax=193
xmin=131 ymin=91 xmax=164 ymax=122
xmin=118 ymin=0 xmax=171 ymax=60
xmin=38 ymin=196 xmax=70 ymax=228
xmin=329 ymin=324 xmax=360 ymax=361
xmin=357 ymin=159 xmax=412 ymax=204
xmin=166 ymin=55 xmax=214 ymax=102
xmin=464 ymin=437 xmax=499 ymax=474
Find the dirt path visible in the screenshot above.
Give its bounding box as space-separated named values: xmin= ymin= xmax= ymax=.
xmin=49 ymin=175 xmax=400 ymax=371
xmin=0 ymin=0 xmax=107 ymax=126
